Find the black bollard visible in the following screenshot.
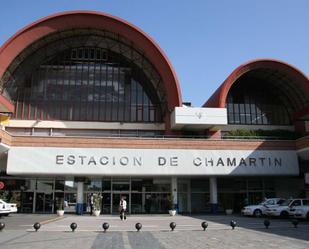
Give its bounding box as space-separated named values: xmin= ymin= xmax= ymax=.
xmin=135 ymin=223 xmax=142 ymax=232
xmin=0 ymin=222 xmax=5 ymax=231
xmin=292 ymin=219 xmax=299 ymax=228
xmin=102 ymin=222 xmax=109 ymax=232
xmin=230 ymin=220 xmax=237 ymax=230
xmin=33 ymin=222 xmax=41 ymax=232
xmin=264 ymin=219 xmax=270 ymax=229
xmin=201 ymin=221 xmax=208 ymax=231
xmin=70 ymin=222 xmax=77 ymax=232
xmin=170 ymin=222 xmax=176 ymax=231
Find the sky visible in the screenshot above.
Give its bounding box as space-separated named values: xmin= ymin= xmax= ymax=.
xmin=0 ymin=0 xmax=308 ymax=106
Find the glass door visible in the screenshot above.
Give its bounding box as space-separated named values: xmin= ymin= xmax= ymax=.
xmin=112 ymin=193 xmax=130 ymax=214
xmin=178 ymin=180 xmax=190 ymax=213
xmin=112 ymin=179 xmax=130 ymax=214
xmin=21 ymin=192 xmax=34 ymax=213
xmin=35 ymin=192 xmax=53 ymax=213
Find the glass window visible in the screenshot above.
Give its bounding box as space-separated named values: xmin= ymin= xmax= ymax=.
xmin=191 ymin=179 xmax=209 ymax=192
xmin=131 ymin=179 xmax=143 ymax=192
xmin=248 ymin=179 xmax=262 ymax=190
xmin=265 ymin=199 xmax=275 ymax=205
xmin=64 ymin=181 xmax=77 ymax=191
xmin=226 ymin=77 xmax=292 ymax=125
xmin=144 ymin=179 xmax=170 ymax=192
xmin=55 ymin=180 xmax=65 ymax=191
xmin=102 ymin=179 xmax=111 ymax=191
xmin=1 ymin=179 xmax=31 ymax=191
xmin=10 ymin=45 xmax=163 ymax=123
xmin=291 ymin=200 xmax=301 ymax=206
xmin=87 ymin=179 xmax=102 ymax=191
xmin=36 ymin=180 xmax=54 ymax=192
xmin=112 ymin=183 xmax=130 ymax=191
xmin=191 ymin=193 xmax=210 ymax=213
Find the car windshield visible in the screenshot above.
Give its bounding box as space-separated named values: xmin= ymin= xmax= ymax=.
xmin=279 ymin=199 xmax=292 ymax=206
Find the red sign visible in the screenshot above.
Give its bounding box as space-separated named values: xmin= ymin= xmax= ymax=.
xmin=0 ymin=181 xmax=4 ymax=190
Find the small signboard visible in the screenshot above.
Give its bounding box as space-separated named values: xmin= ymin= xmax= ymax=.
xmin=0 ymin=181 xmax=5 ymax=190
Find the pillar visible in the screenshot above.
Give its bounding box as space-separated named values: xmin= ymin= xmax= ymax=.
xmin=171 ymin=177 xmax=178 ymax=211
xmin=209 ymin=177 xmax=218 ymax=213
xmin=142 ymin=187 xmax=146 ymax=213
xmin=76 ymin=181 xmax=84 ymax=215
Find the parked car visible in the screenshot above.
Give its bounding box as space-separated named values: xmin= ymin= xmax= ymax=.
xmin=265 ymin=199 xmax=308 ymax=218
xmin=241 ymin=198 xmax=285 ymax=217
xmin=291 ymin=199 xmax=309 ymax=219
xmin=0 ymin=199 xmax=18 ymax=216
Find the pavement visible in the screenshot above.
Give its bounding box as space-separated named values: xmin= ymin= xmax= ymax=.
xmin=0 ymin=214 xmax=309 ymax=249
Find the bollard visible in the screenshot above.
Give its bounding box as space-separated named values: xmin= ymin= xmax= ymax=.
xmin=70 ymin=222 xmax=77 ymax=232
xmin=135 ymin=223 xmax=142 ymax=232
xmin=170 ymin=222 xmax=176 ymax=231
xmin=292 ymin=219 xmax=299 ymax=228
xmin=33 ymin=222 xmax=41 ymax=232
xmin=102 ymin=222 xmax=109 ymax=232
xmin=230 ymin=220 xmax=237 ymax=230
xmin=201 ymin=221 xmax=208 ymax=231
xmin=264 ymin=219 xmax=270 ymax=229
xmin=0 ymin=222 xmax=5 ymax=231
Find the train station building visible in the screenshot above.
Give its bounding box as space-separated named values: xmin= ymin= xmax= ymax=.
xmin=0 ymin=11 xmax=308 ymax=214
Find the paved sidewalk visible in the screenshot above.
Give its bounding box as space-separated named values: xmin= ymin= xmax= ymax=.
xmin=0 ymin=214 xmax=309 ymax=249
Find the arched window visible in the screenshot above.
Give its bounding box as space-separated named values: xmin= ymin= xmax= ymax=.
xmin=226 ymin=77 xmax=292 ymax=125
xmin=8 ymin=45 xmax=163 ymax=122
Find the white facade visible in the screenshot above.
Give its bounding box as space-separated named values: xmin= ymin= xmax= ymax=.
xmin=171 ymin=107 xmax=227 ymax=130
xmin=7 ymin=147 xmax=299 ymax=176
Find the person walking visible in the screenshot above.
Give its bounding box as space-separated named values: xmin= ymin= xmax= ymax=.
xmin=90 ymin=193 xmax=94 ymax=216
xmin=119 ymin=196 xmax=127 ymax=221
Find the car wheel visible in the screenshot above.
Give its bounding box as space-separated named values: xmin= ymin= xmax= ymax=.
xmin=4 ymin=213 xmax=9 ymax=217
xmin=306 ymin=212 xmax=309 ymax=221
xmin=280 ymin=211 xmax=289 ymax=218
xmin=253 ymin=209 xmax=262 ymax=217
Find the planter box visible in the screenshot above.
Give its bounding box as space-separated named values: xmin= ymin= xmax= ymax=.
xmin=94 ymin=210 xmax=101 ymax=216
xmin=169 ymin=210 xmax=176 ymax=216
xmin=57 ymin=210 xmax=64 ymax=216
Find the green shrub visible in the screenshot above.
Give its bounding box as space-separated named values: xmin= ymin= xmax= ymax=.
xmin=93 ymin=193 xmax=102 ymax=211
xmin=224 ymin=129 xmax=301 ymax=140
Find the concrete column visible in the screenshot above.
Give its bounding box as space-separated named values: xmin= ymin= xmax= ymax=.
xmin=209 ymin=177 xmax=218 ymax=213
xmin=77 ymin=182 xmax=84 ymax=203
xmin=171 ymin=177 xmax=178 ymax=210
xmin=142 ymin=187 xmax=146 ymax=212
xmin=76 ymin=182 xmax=84 ymax=215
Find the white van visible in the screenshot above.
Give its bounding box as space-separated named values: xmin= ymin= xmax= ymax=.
xmin=291 ymin=199 xmax=309 ymax=219
xmin=265 ymin=199 xmax=309 ymax=218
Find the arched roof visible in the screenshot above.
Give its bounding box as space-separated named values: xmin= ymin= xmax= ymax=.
xmin=204 ymin=59 xmax=309 ymax=116
xmin=0 ymin=10 xmax=182 ymax=111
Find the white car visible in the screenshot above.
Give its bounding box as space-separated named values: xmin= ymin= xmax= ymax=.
xmin=291 ymin=199 xmax=309 ymax=219
xmin=265 ymin=199 xmax=307 ymax=218
xmin=241 ymin=198 xmax=285 ymax=217
xmin=0 ymin=199 xmax=17 ymax=216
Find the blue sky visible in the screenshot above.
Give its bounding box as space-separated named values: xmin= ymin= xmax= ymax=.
xmin=1 ymin=0 xmax=308 ymax=106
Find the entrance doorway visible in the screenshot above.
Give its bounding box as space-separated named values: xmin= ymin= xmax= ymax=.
xmin=35 ymin=192 xmax=53 ymax=213
xmin=21 ymin=192 xmax=34 ymax=213
xmin=112 ymin=193 xmax=129 ymax=214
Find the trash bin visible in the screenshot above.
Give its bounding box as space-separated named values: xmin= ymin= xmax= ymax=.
xmin=76 ymin=203 xmax=83 ymax=215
